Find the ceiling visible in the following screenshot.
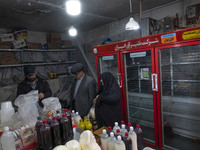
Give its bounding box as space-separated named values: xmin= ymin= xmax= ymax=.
xmin=0 ymin=0 xmax=177 ymax=33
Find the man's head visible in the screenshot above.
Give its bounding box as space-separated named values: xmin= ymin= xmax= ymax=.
xmin=24 ymin=65 xmax=37 ymax=83
xmin=70 ymin=63 xmax=85 ymax=79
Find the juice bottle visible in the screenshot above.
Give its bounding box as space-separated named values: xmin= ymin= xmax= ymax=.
xmin=129 ymin=126 xmax=138 ymax=150
xmin=1 ymin=126 xmax=16 ymax=150
xmin=121 ymin=124 xmax=128 ymax=137
xmin=64 ymin=109 xmax=73 ymax=139
xmin=85 ymin=119 xmax=93 ymax=132
xmin=60 ymin=114 xmax=70 ymax=144
xmin=46 ymin=113 xmax=52 ymax=125
xmin=107 ymin=132 xmax=116 ymax=150
xmin=113 ymin=122 xmax=120 ymax=134
xmin=135 ymin=124 xmax=143 ymax=150
xmin=100 ymin=129 xmax=109 ymax=150
xmin=107 ymin=126 xmax=113 ymax=136
xmin=40 ymin=120 xmax=52 ymax=150
xmin=123 ymin=132 xmax=132 ymax=150
xmin=78 ymin=119 xmax=85 ymax=130
xmin=50 ymin=117 xmax=61 ymax=147
xmin=115 ymin=135 xmax=125 ymax=150
xmin=127 ymin=122 xmax=132 ymax=131
xmin=56 ymin=110 xmax=62 ymax=122
xmin=35 ymin=116 xmax=43 ymax=149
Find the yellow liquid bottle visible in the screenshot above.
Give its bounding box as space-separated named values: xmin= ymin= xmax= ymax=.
xmin=78 ymin=120 xmax=85 ymax=130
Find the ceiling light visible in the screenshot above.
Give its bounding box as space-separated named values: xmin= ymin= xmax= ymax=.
xmin=69 ymin=26 xmax=77 ymax=37
xmin=125 ymin=0 xmax=140 ymax=30
xmin=125 ymin=17 xmax=140 ymax=30
xmin=66 ymin=0 xmax=81 ymax=16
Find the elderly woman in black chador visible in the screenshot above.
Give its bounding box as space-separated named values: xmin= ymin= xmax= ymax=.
xmin=93 ymin=72 xmax=123 ymax=128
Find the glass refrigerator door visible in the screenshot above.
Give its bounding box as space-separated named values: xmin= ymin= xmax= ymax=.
xmin=98 ymin=54 xmax=120 ymax=83
xmin=156 ymin=42 xmax=200 ymax=150
xmin=122 ymin=49 xmax=157 ymax=146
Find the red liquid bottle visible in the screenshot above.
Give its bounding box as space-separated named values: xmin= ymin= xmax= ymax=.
xmin=60 ymin=114 xmax=70 ymax=144
xmin=107 ymin=126 xmax=113 ymax=136
xmin=64 ymin=109 xmax=73 ymax=140
xmin=135 ymin=124 xmax=144 ymax=150
xmin=40 ymin=120 xmax=52 ymax=150
xmin=50 ymin=117 xmax=61 ymax=147
xmin=56 ymin=110 xmax=62 ymax=122
xmin=127 ymin=122 xmax=132 ymax=131
xmin=35 ymin=116 xmax=43 ymax=149
xmin=123 ymin=132 xmax=132 ymax=150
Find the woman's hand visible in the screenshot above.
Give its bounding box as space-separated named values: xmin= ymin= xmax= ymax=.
xmin=93 ymin=95 xmax=99 ymax=104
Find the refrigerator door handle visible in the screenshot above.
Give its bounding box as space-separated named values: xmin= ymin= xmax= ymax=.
xmin=117 ymin=73 xmax=122 ymax=88
xmin=152 ymin=73 xmax=158 ymax=91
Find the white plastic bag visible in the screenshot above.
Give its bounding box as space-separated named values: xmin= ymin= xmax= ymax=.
xmin=42 ymin=97 xmax=61 ymax=118
xmin=65 ymin=140 xmax=81 ymax=150
xmin=14 ymin=90 xmax=39 ymax=127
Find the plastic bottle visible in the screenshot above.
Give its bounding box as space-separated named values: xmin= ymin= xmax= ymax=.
xmin=113 ymin=122 xmax=120 ymax=134
xmin=123 ymin=132 xmax=132 ymax=150
xmin=121 ymin=124 xmax=128 ymax=137
xmin=1 ymin=126 xmax=16 ymax=150
xmin=73 ymin=124 xmax=80 ymax=141
xmin=107 ymin=126 xmax=113 ymax=136
xmin=135 ymin=124 xmax=143 ymax=150
xmin=78 ymin=119 xmax=85 ymax=130
xmin=115 ymin=136 xmax=125 ymax=150
xmin=64 ymin=109 xmax=73 ymax=139
xmin=40 ymin=120 xmax=52 ymax=150
xmin=85 ymin=119 xmax=93 ymax=132
xmin=129 ymin=126 xmax=138 ymax=150
xmin=35 ymin=116 xmax=43 ymax=149
xmin=75 ymin=112 xmax=82 ymax=124
xmin=100 ymin=129 xmax=109 ymax=150
xmin=115 ymin=129 xmax=121 ymax=139
xmin=107 ymin=132 xmax=116 ymax=150
xmin=50 ymin=117 xmax=61 ymax=146
xmin=46 ymin=113 xmax=52 ymax=125
xmin=127 ymin=122 xmax=132 ymax=131
xmin=56 ymin=110 xmax=62 ymax=122
xmin=60 ymin=114 xmax=70 ymax=144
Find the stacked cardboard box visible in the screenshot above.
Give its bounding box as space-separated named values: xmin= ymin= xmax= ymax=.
xmin=0 ymin=52 xmax=19 ymax=65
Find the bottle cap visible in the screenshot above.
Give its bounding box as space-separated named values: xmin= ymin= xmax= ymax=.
xmin=125 ymin=132 xmax=129 ymax=137
xmin=76 ymin=112 xmax=79 ymax=115
xmin=121 ymin=120 xmax=125 ymax=124
xmin=136 ymin=124 xmax=140 ymax=128
xmin=72 ymin=110 xmax=75 ymax=113
xmin=116 ymin=129 xmax=120 ymax=133
xmin=73 ymin=124 xmax=78 ymax=128
xmin=117 ymin=135 xmax=122 ymax=141
xmin=128 ymin=122 xmax=132 ymax=126
xmin=102 ymin=129 xmax=106 ymax=134
xmin=4 ymin=126 xmax=9 ymax=131
xmin=64 ymin=109 xmax=68 ymax=112
xmin=47 ymin=113 xmax=51 ymax=117
xmin=52 ymin=117 xmax=57 ymax=120
xmin=115 ymin=122 xmax=118 ymax=126
xmin=43 ymin=120 xmax=47 ymax=124
xmin=108 ymin=126 xmax=112 ymax=131
xmin=122 ymin=124 xmax=125 ymax=129
xmin=110 ymin=132 xmax=114 ymax=137
xmin=56 ymin=110 xmax=60 ymax=113
xmin=130 ymin=126 xmax=134 ymax=131
xmin=62 ymin=114 xmax=66 ymax=117
xmin=37 ymin=116 xmax=41 ymax=120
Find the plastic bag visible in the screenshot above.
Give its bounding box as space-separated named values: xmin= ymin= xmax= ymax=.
xmin=87 ymin=105 xmax=95 ymax=120
xmin=53 ymin=145 xmax=68 ymax=150
xmin=42 ymin=97 xmax=61 ymax=118
xmin=14 ymin=90 xmax=39 ymax=127
xmin=65 ymin=140 xmax=81 ymax=150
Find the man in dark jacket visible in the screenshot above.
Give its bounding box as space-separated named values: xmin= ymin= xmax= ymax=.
xmin=70 ymin=63 xmax=97 ymax=118
xmin=17 ymin=65 xmax=52 ymax=107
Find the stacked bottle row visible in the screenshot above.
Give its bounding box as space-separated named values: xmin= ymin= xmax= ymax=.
xmin=35 ymin=109 xmax=73 ymax=150
xmin=101 ymin=121 xmax=143 ymax=150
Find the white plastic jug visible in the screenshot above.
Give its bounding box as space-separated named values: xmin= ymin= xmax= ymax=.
xmin=0 ymin=101 xmax=14 ymax=126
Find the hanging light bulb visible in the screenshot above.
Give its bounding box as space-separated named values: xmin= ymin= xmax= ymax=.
xmin=69 ymin=26 xmax=77 ymax=36
xmin=125 ymin=0 xmax=140 ymax=30
xmin=125 ymin=17 xmax=140 ymax=30
xmin=66 ymin=0 xmax=81 ymax=16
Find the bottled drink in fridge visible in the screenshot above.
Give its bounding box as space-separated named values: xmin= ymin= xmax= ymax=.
xmin=1 ymin=126 xmax=16 ymax=150
xmin=115 ymin=136 xmax=125 ymax=150
xmin=113 ymin=122 xmax=120 ymax=134
xmin=35 ymin=116 xmax=43 ymax=149
xmin=60 ymin=114 xmax=70 ymax=144
xmin=123 ymin=132 xmax=132 ymax=150
xmin=64 ymin=109 xmax=73 ymax=139
xmin=40 ymin=120 xmax=52 ymax=150
xmin=101 ymin=129 xmax=109 ymax=150
xmin=121 ymin=124 xmax=128 ymax=137
xmin=107 ymin=132 xmax=116 ymax=150
xmin=129 ymin=126 xmax=138 ymax=150
xmin=135 ymin=124 xmax=143 ymax=150
xmin=50 ymin=117 xmax=61 ymax=147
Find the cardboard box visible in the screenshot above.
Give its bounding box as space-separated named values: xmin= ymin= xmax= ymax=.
xmin=0 ymin=33 xmax=14 ymax=41
xmin=0 ymin=52 xmax=19 ymax=65
xmin=14 ymin=30 xmax=28 ymax=40
xmin=27 ymin=42 xmax=42 ymax=49
xmin=0 ymin=42 xmax=11 ymax=49
xmin=93 ymin=126 xmax=108 ymax=146
xmin=46 ymin=33 xmax=61 ymax=43
xmin=13 ymin=39 xmax=27 ymax=49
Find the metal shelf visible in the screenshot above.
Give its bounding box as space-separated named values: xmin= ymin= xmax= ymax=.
xmin=0 ymin=48 xmax=76 ymax=52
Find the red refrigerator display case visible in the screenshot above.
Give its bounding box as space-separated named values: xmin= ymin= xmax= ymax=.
xmin=92 ymin=26 xmax=200 ymax=150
